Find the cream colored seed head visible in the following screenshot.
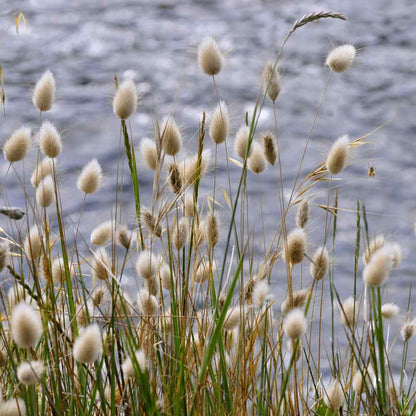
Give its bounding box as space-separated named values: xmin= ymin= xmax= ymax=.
xmin=198 ymin=36 xmax=224 ymax=76
xmin=39 ymin=121 xmax=62 ymax=158
xmin=401 ymin=319 xmax=416 ymax=341
xmin=17 ymin=360 xmax=44 ymax=385
xmin=362 ymin=246 xmax=393 ymax=287
xmin=161 ymin=116 xmax=182 ymax=156
xmin=168 ymin=162 xmax=182 ymax=194
xmin=77 ymin=158 xmax=103 ymax=194
xmin=159 ymin=264 xmax=173 ymax=291
xmin=31 ymin=157 xmax=54 ymax=187
xmin=281 ymin=289 xmax=309 ymax=316
xmin=252 ymin=280 xmax=269 ymax=308
xmin=32 ymin=69 xmax=56 ymax=112
xmin=24 ymin=226 xmax=43 ymax=261
xmin=7 ymin=286 xmax=27 ymax=310
xmin=0 ymin=398 xmax=26 ymax=416
xmin=136 ymin=250 xmax=159 ymax=280
xmin=3 ymin=126 xmax=31 ymax=163
xmin=36 ymin=175 xmax=55 ymax=208
xmin=262 ymin=61 xmax=281 ymax=102
xmin=122 ymin=349 xmax=147 ymax=378
xmin=206 ymin=212 xmax=219 ymax=249
xmin=223 ymin=307 xmax=241 ymax=331
xmin=283 ymin=308 xmax=307 ymax=339
xmin=234 ymin=125 xmax=251 ymax=159
xmin=140 ymin=138 xmax=157 ymax=170
xmin=248 ymin=143 xmax=266 ymax=174
xmin=363 ymin=235 xmax=386 ymax=265
xmin=310 ymin=246 xmax=330 ymax=281
xmin=209 ymin=101 xmax=229 ymax=144
xmin=326 ymin=44 xmax=356 ymax=72
xmin=0 ymin=241 xmax=10 ymax=273
xmin=182 ymin=149 xmax=211 ymax=185
xmin=11 ymin=302 xmax=43 ymax=348
xmin=137 ymin=289 xmax=158 ymax=316
xmin=283 ymin=228 xmax=307 ymax=265
xmin=339 ymin=297 xmax=358 ymax=327
xmin=90 ymin=221 xmax=113 ymax=246
xmin=324 ymin=380 xmax=345 ymax=410
xmin=113 ymin=78 xmax=138 ymax=119
xmin=381 ymin=303 xmax=399 ymax=319
xmin=194 ymin=259 xmax=215 ymax=283
xmin=296 ymin=199 xmax=310 ymax=228
xmin=73 ymin=324 xmax=102 ymax=363
xmin=262 ymin=132 xmax=277 ymax=165
xmin=172 ymin=217 xmax=189 ymax=250
xmin=116 ymin=225 xmax=131 ymax=250
xmin=91 ymin=248 xmax=111 ymax=281
xmin=184 ymin=193 xmax=196 ymax=217
xmin=326 ymin=134 xmax=349 ymax=175
xmin=52 ymin=257 xmax=72 ymax=285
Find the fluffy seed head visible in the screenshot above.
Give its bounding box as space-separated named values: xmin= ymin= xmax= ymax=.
xmin=3 ymin=126 xmax=31 ymax=163
xmin=17 ymin=361 xmax=44 ymax=385
xmin=296 ymin=199 xmax=310 ymax=228
xmin=352 ymin=372 xmax=363 ymax=395
xmin=283 ymin=308 xmax=307 ymax=339
xmin=262 ymin=61 xmax=281 ymax=102
xmin=11 ymin=302 xmax=43 ymax=348
xmin=161 ymin=117 xmax=181 ymax=156
xmin=310 ymin=246 xmax=330 ymax=281
xmin=90 ymin=221 xmax=113 ymax=246
xmin=32 ymin=69 xmax=56 ymax=112
xmin=172 ymin=217 xmax=189 ymax=250
xmin=140 ymin=138 xmax=157 ymax=170
xmin=0 ymin=241 xmax=10 ymax=273
xmin=352 ymin=366 xmax=375 ymax=395
xmin=24 ymin=226 xmax=43 ymax=261
xmin=146 ymin=275 xmax=160 ymax=296
xmin=113 ymin=78 xmax=138 ymax=119
xmin=8 ymin=286 xmax=27 ymax=310
xmin=401 ymin=319 xmax=416 ymax=341
xmin=137 ymin=289 xmax=158 ymax=316
xmin=209 ymin=101 xmax=229 ymax=144
xmin=326 ymin=44 xmax=356 ymax=72
xmin=381 ymin=303 xmax=399 ymax=319
xmin=339 ymin=297 xmax=358 ymax=327
xmin=324 ymin=380 xmax=344 ymax=410
xmin=122 ymin=349 xmax=147 ymax=378
xmin=141 ymin=209 xmax=162 ymax=237
xmin=262 ymin=132 xmax=277 ymax=165
xmin=363 ymin=235 xmax=386 ymax=265
xmin=326 ymin=134 xmax=349 ymax=175
xmin=52 ymin=257 xmax=72 ymax=285
xmin=184 ymin=193 xmax=196 ymax=217
xmin=31 ymin=157 xmax=54 ymax=187
xmin=223 ymin=308 xmax=241 ymax=331
xmin=252 ymin=280 xmax=269 ymax=308
xmin=206 ymin=212 xmax=219 ymax=249
xmin=0 ymin=398 xmax=26 ymax=416
xmin=182 ymin=150 xmax=211 ymax=185
xmin=159 ymin=264 xmax=173 ymax=291
xmin=77 ymin=159 xmax=103 ymax=194
xmin=91 ymin=248 xmax=111 ymax=281
xmin=198 ymin=36 xmax=224 ymax=76
xmin=36 ymin=175 xmax=55 ymax=208
xmin=136 ymin=250 xmax=159 ymax=280
xmin=194 ymin=259 xmax=216 ymax=284
xmin=73 ymin=324 xmax=102 ymax=363
xmin=168 ymin=163 xmax=182 ymax=194
xmin=234 ymin=125 xmax=251 ymax=159
xmin=39 ymin=121 xmax=62 ymax=158
xmin=116 ymin=225 xmax=131 ymax=250
xmin=363 ymin=246 xmax=393 ymax=287
xmin=248 ymin=143 xmax=266 ymax=174
xmin=281 ymin=289 xmax=309 ymax=315
xmin=283 ymin=228 xmax=307 ymax=265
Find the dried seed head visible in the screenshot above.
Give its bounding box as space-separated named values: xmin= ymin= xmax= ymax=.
xmin=362 ymin=246 xmax=393 ymax=287
xmin=182 ymin=150 xmax=211 ymax=185
xmin=168 ymin=163 xmax=182 ymax=194
xmin=39 ymin=121 xmax=62 ymax=158
xmin=310 ymin=246 xmax=330 ymax=281
xmin=281 ymin=289 xmax=308 ymax=315
xmin=248 ymin=143 xmax=266 ymax=174
xmin=262 ymin=132 xmax=277 ymax=165
xmin=194 ymin=259 xmax=215 ymax=283
xmin=352 ymin=372 xmax=363 ymax=395
xmin=141 ymin=209 xmax=162 ymax=237
xmin=73 ymin=324 xmax=102 ymax=363
xmin=0 ymin=241 xmax=10 ymax=273
xmin=31 ymin=157 xmax=54 ymax=187
xmin=283 ymin=228 xmax=306 ymax=265
xmin=116 ymin=225 xmax=131 ymax=250
xmin=206 ymin=212 xmax=219 ymax=249
xmin=52 ymin=257 xmax=72 ymax=285
xmin=146 ymin=275 xmax=160 ymax=296
xmin=326 ymin=44 xmax=356 ymax=73
xmin=137 ymin=289 xmax=158 ymax=316
xmin=256 ymin=307 xmax=273 ymax=334
xmin=77 ymin=159 xmax=103 ymax=194
xmin=140 ymin=137 xmax=157 ymax=170
xmin=184 ymin=193 xmax=196 ymax=217
xmin=0 ymin=398 xmax=26 ymax=416
xmin=36 ymin=175 xmax=55 ymax=208
xmin=234 ymin=125 xmax=251 ymax=159
xmin=3 ymin=126 xmax=31 ymax=163
xmin=90 ymin=221 xmax=113 ymax=246
xmin=326 ymin=134 xmax=349 ymax=175
xmin=389 ymin=242 xmax=402 ymax=267
xmin=296 ymin=199 xmax=310 ymax=228
xmin=283 ymin=308 xmax=307 ymax=339
xmin=24 ymin=226 xmax=43 ymax=261
xmin=32 ymin=69 xmax=56 ymax=112
xmin=252 ymin=280 xmax=269 ymax=308
xmin=161 ymin=116 xmax=182 ymax=156
xmin=122 ymin=349 xmax=147 ymax=378
xmin=17 ymin=361 xmax=44 ymax=385
xmin=92 ymin=287 xmax=106 ymax=307
xmin=8 ymin=286 xmax=27 ymax=310
xmin=113 ymin=78 xmax=138 ymax=119
xmin=193 ymin=221 xmax=206 ymax=248
xmin=223 ymin=307 xmax=241 ymax=331
xmin=324 ymin=380 xmax=344 ymax=410
xmin=198 ymin=36 xmax=224 ymax=76
xmin=363 ymin=235 xmax=386 ymax=265
xmin=262 ymin=61 xmax=281 ymax=102
xmin=209 ymin=101 xmax=229 ymax=144
xmin=339 ymin=297 xmax=358 ymax=327
xmin=91 ymin=248 xmax=111 ymax=281
xmin=401 ymin=319 xmax=416 ymax=341
xmin=352 ymin=366 xmax=375 ymax=395
xmin=159 ymin=264 xmax=173 ymax=291
xmin=172 ymin=217 xmax=189 ymax=250
xmin=76 ymin=301 xmax=94 ymax=327
xmin=11 ymin=302 xmax=43 ymax=348
xmin=381 ymin=303 xmax=399 ymax=319
xmin=136 ymin=250 xmax=159 ymax=280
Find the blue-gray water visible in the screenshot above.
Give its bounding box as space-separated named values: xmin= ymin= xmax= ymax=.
xmin=1 ymin=0 xmax=415 ymax=373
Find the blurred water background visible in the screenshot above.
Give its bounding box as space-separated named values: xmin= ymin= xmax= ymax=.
xmin=1 ymin=0 xmax=416 ymax=372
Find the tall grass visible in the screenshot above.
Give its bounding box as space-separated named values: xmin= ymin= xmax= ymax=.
xmin=0 ymin=10 xmax=414 ymax=416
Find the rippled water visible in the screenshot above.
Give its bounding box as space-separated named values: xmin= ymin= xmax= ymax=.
xmin=1 ymin=0 xmax=416 ymax=371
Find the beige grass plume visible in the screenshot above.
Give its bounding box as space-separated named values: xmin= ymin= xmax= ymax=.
xmin=11 ymin=302 xmax=43 ymax=348
xmin=281 ymin=289 xmax=308 ymax=315
xmin=116 ymin=225 xmax=131 ymax=250
xmin=362 ymin=246 xmax=393 ymax=287
xmin=36 ymin=175 xmax=55 ymax=208
xmin=326 ymin=44 xmax=356 ymax=72
xmin=324 ymin=380 xmax=345 ymax=410
xmin=122 ymin=349 xmax=147 ymax=378
xmin=283 ymin=308 xmax=307 ymax=339
xmin=206 ymin=211 xmax=219 ymax=249
xmin=32 ymin=69 xmax=56 ymax=112
xmin=198 ymin=36 xmax=224 ymax=76
xmin=172 ymin=217 xmax=189 ymax=250
xmin=161 ymin=116 xmax=182 ymax=156
xmin=91 ymin=248 xmax=111 ymax=281
xmin=326 ymin=134 xmax=349 ymax=175
xmin=0 ymin=241 xmax=10 ymax=273
xmin=17 ymin=361 xmax=44 ymax=385
xmin=77 ymin=159 xmax=103 ymax=194
xmin=0 ymin=398 xmax=26 ymax=416
xmin=339 ymin=297 xmax=358 ymax=327
xmin=31 ymin=157 xmax=54 ymax=187
xmin=140 ymin=138 xmax=157 ymax=170
xmin=137 ymin=289 xmax=158 ymax=316
xmin=381 ymin=303 xmax=399 ymax=319
xmin=73 ymin=324 xmax=102 ymax=363
xmin=90 ymin=221 xmax=113 ymax=246
xmin=168 ymin=162 xmax=182 ymax=194
xmin=262 ymin=132 xmax=277 ymax=165
xmin=39 ymin=121 xmax=62 ymax=158
xmin=310 ymin=246 xmax=329 ymax=280
xmin=3 ymin=126 xmax=31 ymax=163
xmin=181 ymin=149 xmax=211 ymax=185
xmin=209 ymin=101 xmax=229 ymax=144
xmin=113 ymin=78 xmax=138 ymax=119
xmin=296 ymin=198 xmax=310 ymax=228
xmin=262 ymin=61 xmax=281 ymax=102
xmin=283 ymin=228 xmax=307 ymax=265
xmin=51 ymin=257 xmax=73 ymax=285
xmin=223 ymin=307 xmax=241 ymax=331
xmin=136 ymin=250 xmax=159 ymax=280
xmin=141 ymin=209 xmax=162 ymax=237
xmin=248 ymin=142 xmax=266 ymax=174
xmin=234 ymin=125 xmax=251 ymax=159
xmin=24 ymin=226 xmax=43 ymax=261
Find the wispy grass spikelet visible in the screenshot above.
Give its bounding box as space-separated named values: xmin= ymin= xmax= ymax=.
xmin=3 ymin=126 xmax=31 ymax=163
xmin=381 ymin=303 xmax=399 ymax=319
xmin=339 ymin=297 xmax=358 ymax=327
xmin=206 ymin=211 xmax=219 ymax=249
xmin=310 ymin=246 xmax=329 ymax=280
xmin=90 ymin=221 xmax=113 ymax=246
xmin=168 ymin=163 xmax=182 ymax=194
xmin=281 ymin=289 xmax=308 ymax=315
xmin=363 ymin=246 xmax=393 ymax=287
xmin=39 ymin=121 xmax=62 ymax=158
xmin=326 ymin=44 xmax=356 ymax=72
xmin=296 ymin=198 xmax=310 ymax=228
xmin=252 ymin=280 xmax=269 ymax=308
xmin=141 ymin=209 xmax=162 ymax=237
xmin=0 ymin=241 xmax=10 ymax=273
xmin=234 ymin=125 xmax=251 ymax=159
xmin=73 ymin=324 xmax=102 ymax=363
xmin=324 ymin=380 xmax=345 ymax=410
xmin=283 ymin=308 xmax=307 ymax=339
xmin=32 ymin=69 xmax=56 ymax=112
xmin=248 ymin=143 xmax=266 ymax=174
xmin=140 ymin=138 xmax=157 ymax=170
xmin=0 ymin=398 xmax=26 ymax=416
xmin=52 ymin=257 xmax=72 ymax=285
xmin=31 ymin=157 xmax=54 ymax=187
xmin=24 ymin=226 xmax=43 ymax=261
xmin=17 ymin=361 xmax=44 ymax=385
xmin=10 ymin=302 xmax=43 ymax=349
xmin=262 ymin=62 xmax=281 ymax=102
xmin=223 ymin=307 xmax=241 ymax=331
xmin=161 ymin=116 xmax=182 ymax=156
xmin=116 ymin=225 xmax=131 ymax=249
xmin=283 ymin=228 xmax=307 ymax=265
xmin=401 ymin=319 xmax=416 ymax=341
xmin=122 ymin=349 xmax=147 ymax=378
xmin=113 ymin=78 xmax=138 ymax=120
xmin=209 ymin=101 xmax=229 ymax=144
xmin=326 ymin=134 xmax=349 ymax=175
xmin=77 ymin=159 xmax=103 ymax=194
xmin=262 ymin=132 xmax=277 ymax=165
xmin=172 ymin=217 xmax=189 ymax=250
xmin=136 ymin=250 xmax=158 ymax=280
xmin=137 ymin=289 xmax=158 ymax=315
xmin=35 ymin=175 xmax=55 ymax=208
xmin=198 ymin=36 xmax=224 ymax=76
xmin=91 ymin=248 xmax=111 ymax=281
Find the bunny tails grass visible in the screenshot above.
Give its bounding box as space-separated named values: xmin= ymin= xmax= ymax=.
xmin=161 ymin=116 xmax=182 ymax=156
xmin=262 ymin=62 xmax=281 ymax=102
xmin=32 ymin=69 xmax=56 ymax=112
xmin=198 ymin=36 xmax=224 ymax=76
xmin=3 ymin=126 xmax=31 ymax=163
xmin=326 ymin=134 xmax=349 ymax=175
xmin=326 ymin=44 xmax=356 ymax=72
xmin=209 ymin=101 xmax=229 ymax=144
xmin=17 ymin=361 xmax=44 ymax=385
xmin=11 ymin=302 xmax=43 ymax=349
xmin=283 ymin=228 xmax=307 ymax=265
xmin=36 ymin=175 xmax=55 ymax=208
xmin=73 ymin=324 xmax=102 ymax=363
xmin=113 ymin=78 xmax=138 ymax=120
xmin=39 ymin=120 xmax=62 ymax=158
xmin=77 ymin=158 xmax=103 ymax=194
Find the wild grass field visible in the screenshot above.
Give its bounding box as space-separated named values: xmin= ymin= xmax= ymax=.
xmin=0 ymin=8 xmax=414 ymax=416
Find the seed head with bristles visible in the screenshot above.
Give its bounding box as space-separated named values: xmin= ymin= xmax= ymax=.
xmin=381 ymin=303 xmax=399 ymax=319
xmin=11 ymin=302 xmax=43 ymax=349
xmin=248 ymin=143 xmax=266 ymax=174
xmin=159 ymin=263 xmax=174 ymax=291
xmin=182 ymin=150 xmax=211 ymax=185
xmin=401 ymin=319 xmax=416 ymax=341
xmin=283 ymin=228 xmax=306 ymax=265
xmin=223 ymin=307 xmax=241 ymax=331
xmin=24 ymin=226 xmax=43 ymax=261
xmin=198 ymin=36 xmax=224 ymax=76
xmin=73 ymin=324 xmax=102 ymax=363
xmin=234 ymin=125 xmax=251 ymax=159
xmin=172 ymin=217 xmax=189 ymax=250
xmin=168 ymin=163 xmax=182 ymax=194
xmin=113 ymin=78 xmax=138 ymax=119
xmin=161 ymin=116 xmax=182 ymax=156
xmin=194 ymin=259 xmax=215 ymax=283
xmin=326 ymin=44 xmax=356 ymax=73
xmin=116 ymin=225 xmax=131 ymax=250
xmin=363 ymin=235 xmax=386 ymax=265
xmin=310 ymin=246 xmax=330 ymax=281
xmin=252 ymin=280 xmax=270 ymax=308
xmin=77 ymin=159 xmax=103 ymax=194
xmin=262 ymin=132 xmax=277 ymax=165
xmin=262 ymin=61 xmax=281 ymax=102
xmin=36 ymin=175 xmax=55 ymax=208
xmin=17 ymin=361 xmax=44 ymax=385
xmin=52 ymin=257 xmax=72 ymax=285
xmin=136 ymin=250 xmax=159 ymax=280
xmin=283 ymin=308 xmax=307 ymax=339
xmin=281 ymin=289 xmax=308 ymax=315
xmin=90 ymin=221 xmax=113 ymax=246
xmin=122 ymin=349 xmax=147 ymax=378
xmin=0 ymin=241 xmax=10 ymax=273
xmin=362 ymin=246 xmax=393 ymax=287
xmin=3 ymin=126 xmax=31 ymax=163
xmin=209 ymin=101 xmax=229 ymax=144
xmin=32 ymin=69 xmax=56 ymax=112
xmin=31 ymin=157 xmax=54 ymax=187
xmin=39 ymin=121 xmax=62 ymax=158
xmin=339 ymin=297 xmax=358 ymax=327
xmin=141 ymin=209 xmax=162 ymax=237
xmin=296 ymin=198 xmax=310 ymax=228
xmin=184 ymin=193 xmax=196 ymax=217
xmin=324 ymin=380 xmax=345 ymax=410
xmin=91 ymin=248 xmax=111 ymax=281
xmin=137 ymin=289 xmax=158 ymax=316
xmin=140 ymin=138 xmax=157 ymax=170
xmin=0 ymin=398 xmax=26 ymax=416
xmin=326 ymin=134 xmax=349 ymax=175
xmin=206 ymin=212 xmax=219 ymax=249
